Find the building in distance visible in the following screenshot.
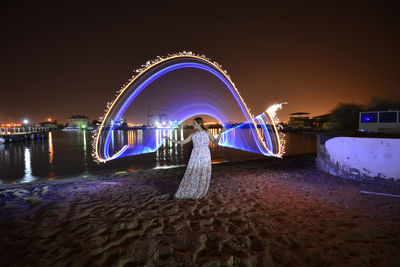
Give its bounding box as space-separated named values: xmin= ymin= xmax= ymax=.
xmin=38 ymin=120 xmax=59 ymax=130
xmin=148 ymin=114 xmax=167 ymax=128
xmin=312 ymin=113 xmax=332 ymax=131
xmin=288 ymin=112 xmax=313 ymax=130
xmin=68 ymin=115 xmax=91 ymax=130
xmin=283 ymin=112 xmax=333 ymax=132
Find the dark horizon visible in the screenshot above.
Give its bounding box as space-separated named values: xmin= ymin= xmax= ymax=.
xmin=1 ymin=1 xmax=400 ymax=123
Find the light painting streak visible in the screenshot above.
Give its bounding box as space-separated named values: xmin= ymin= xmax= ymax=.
xmin=360 ymin=190 xmax=400 ymax=198
xmin=93 ymin=52 xmax=284 ymax=163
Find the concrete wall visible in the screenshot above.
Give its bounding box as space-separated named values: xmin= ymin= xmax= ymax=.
xmin=359 ymin=122 xmax=400 ymax=132
xmin=316 ymin=135 xmax=400 ymax=181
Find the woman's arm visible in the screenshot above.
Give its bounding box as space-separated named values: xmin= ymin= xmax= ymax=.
xmin=208 ymin=129 xmax=224 ymax=145
xmin=163 ymin=133 xmax=193 ymax=145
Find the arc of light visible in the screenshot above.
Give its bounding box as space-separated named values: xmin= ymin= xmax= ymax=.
xmin=94 ymin=53 xmax=282 ymax=163
xmin=102 ymin=63 xmax=231 ymax=159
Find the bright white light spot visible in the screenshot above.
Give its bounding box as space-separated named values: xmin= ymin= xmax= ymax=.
xmin=266 ymin=102 xmax=286 ymax=123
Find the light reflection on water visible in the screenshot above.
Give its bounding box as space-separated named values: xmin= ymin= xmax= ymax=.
xmin=21 ymin=147 xmax=35 ymax=183
xmin=0 ymin=130 xmax=316 ymax=184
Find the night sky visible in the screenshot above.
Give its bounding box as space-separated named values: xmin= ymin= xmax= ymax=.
xmin=1 ymin=1 xmax=399 ymax=123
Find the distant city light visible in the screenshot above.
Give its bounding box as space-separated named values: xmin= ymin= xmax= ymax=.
xmin=0 ymin=123 xmax=22 ymax=127
xmin=23 ymin=119 xmax=29 ymax=124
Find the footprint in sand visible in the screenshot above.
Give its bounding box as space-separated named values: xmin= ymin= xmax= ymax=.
xmin=272 ymin=249 xmax=295 ymax=266
xmin=228 ymin=216 xmax=246 ymax=226
xmin=211 ymin=218 xmax=229 ymax=232
xmin=268 ymin=210 xmax=288 ymax=217
xmin=257 ymin=227 xmax=271 ymax=239
xmin=195 ymin=234 xmax=221 ymax=259
xmin=220 ymin=240 xmax=237 ymax=255
xmin=248 ymin=234 xmax=267 ymax=251
xmin=163 ymin=206 xmax=180 ymax=216
xmin=186 ymin=220 xmax=201 ymax=231
xmin=225 ymin=206 xmax=239 ymax=215
xmin=332 ymin=220 xmax=358 ymax=228
xmin=227 ymin=216 xmax=251 ymax=234
xmin=200 ymin=217 xmax=214 ymax=227
xmin=272 ymin=236 xmax=300 ymax=249
xmin=198 ymin=206 xmax=210 ymax=216
xmin=172 ymin=235 xmax=195 ymax=251
xmin=211 ymin=207 xmax=225 ymax=216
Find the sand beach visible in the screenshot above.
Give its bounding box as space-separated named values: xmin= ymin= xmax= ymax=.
xmin=1 ymin=154 xmax=399 ymax=266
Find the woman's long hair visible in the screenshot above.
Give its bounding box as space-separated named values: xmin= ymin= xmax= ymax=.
xmin=193 ymin=117 xmax=207 ymax=130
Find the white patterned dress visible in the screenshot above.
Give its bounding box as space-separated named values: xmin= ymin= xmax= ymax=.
xmin=174 ymin=130 xmax=211 ymax=199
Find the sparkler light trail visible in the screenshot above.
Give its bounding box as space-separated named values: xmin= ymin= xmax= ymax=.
xmin=93 ymin=52 xmax=284 ymax=163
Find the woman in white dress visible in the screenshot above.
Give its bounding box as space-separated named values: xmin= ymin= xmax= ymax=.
xmin=163 ymin=117 xmax=224 ymax=199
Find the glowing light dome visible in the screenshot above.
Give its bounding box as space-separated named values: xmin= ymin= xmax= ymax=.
xmin=93 ymin=52 xmax=284 ymax=163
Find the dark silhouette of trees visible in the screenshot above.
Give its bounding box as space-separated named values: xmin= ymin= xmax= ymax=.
xmin=330 ymin=103 xmax=363 ymax=130
xmin=329 ymin=96 xmax=400 ymax=131
xmin=365 ymin=96 xmax=400 ymax=111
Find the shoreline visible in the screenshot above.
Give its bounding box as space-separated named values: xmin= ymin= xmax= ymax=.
xmin=1 ymin=154 xmax=399 ymax=265
xmin=0 ymin=152 xmax=265 ymax=188
xmin=0 ymin=154 xmax=293 ymax=190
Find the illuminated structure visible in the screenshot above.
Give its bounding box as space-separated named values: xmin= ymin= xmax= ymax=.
xmin=288 ymin=112 xmax=313 ymax=129
xmin=68 ymin=115 xmax=90 ymax=129
xmin=148 ymin=114 xmax=167 ymax=128
xmin=0 ymin=123 xmax=22 ymax=127
xmin=103 ymin=116 xmax=127 ymax=128
xmin=38 ymin=121 xmax=58 ymax=129
xmin=359 ymin=111 xmax=400 ymax=132
xmin=93 ymin=52 xmax=283 ymax=163
xmin=312 ymin=113 xmax=332 ymax=131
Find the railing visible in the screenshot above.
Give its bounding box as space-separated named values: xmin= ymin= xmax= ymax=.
xmin=0 ymin=127 xmax=50 ymax=135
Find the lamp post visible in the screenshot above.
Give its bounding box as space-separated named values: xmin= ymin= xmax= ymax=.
xmin=23 ymin=119 xmax=29 ymax=132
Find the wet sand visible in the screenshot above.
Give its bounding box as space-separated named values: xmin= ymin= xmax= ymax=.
xmin=1 ymin=154 xmax=399 ymax=266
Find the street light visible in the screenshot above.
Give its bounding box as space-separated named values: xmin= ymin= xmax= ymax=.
xmin=23 ymin=119 xmax=29 ymax=125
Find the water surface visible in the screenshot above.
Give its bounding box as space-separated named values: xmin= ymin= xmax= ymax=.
xmin=0 ymin=130 xmax=316 ymax=184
